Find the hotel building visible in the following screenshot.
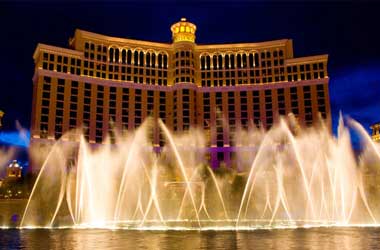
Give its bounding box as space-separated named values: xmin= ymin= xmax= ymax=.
xmin=371 ymin=123 xmax=380 ymax=142
xmin=31 ymin=18 xmax=331 ymax=170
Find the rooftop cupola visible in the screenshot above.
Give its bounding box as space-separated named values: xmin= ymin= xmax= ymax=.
xmin=170 ymin=18 xmax=197 ymax=43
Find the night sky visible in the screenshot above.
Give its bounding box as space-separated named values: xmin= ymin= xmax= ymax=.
xmin=0 ymin=1 xmax=379 ymax=145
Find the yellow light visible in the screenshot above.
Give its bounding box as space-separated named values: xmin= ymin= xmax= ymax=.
xmin=171 ymin=18 xmax=196 ymax=43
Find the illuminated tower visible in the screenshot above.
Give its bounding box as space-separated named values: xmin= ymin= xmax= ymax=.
xmin=371 ymin=123 xmax=380 ymax=142
xmin=0 ymin=110 xmax=4 ymax=129
xmin=170 ymin=18 xmax=197 ymax=131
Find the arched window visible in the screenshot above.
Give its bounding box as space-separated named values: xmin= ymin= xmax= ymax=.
xmin=206 ymin=56 xmax=211 ymax=70
xmin=230 ymin=54 xmax=235 ymax=69
xmin=158 ymin=54 xmax=163 ymax=68
xmin=237 ymin=54 xmax=242 ymax=68
xmin=146 ymin=52 xmax=151 ymax=66
xmin=225 ymin=55 xmax=230 ymax=69
xmin=255 ymin=54 xmax=259 ymax=67
xmin=115 ymin=48 xmax=120 ymax=63
xmin=109 ymin=48 xmax=114 ymax=62
xmin=122 ymin=50 xmax=126 ymax=64
xmin=218 ymin=55 xmax=223 ymax=69
xmin=249 ymin=53 xmax=254 ymax=68
xmin=139 ymin=51 xmax=144 ymax=66
xmin=134 ymin=51 xmax=139 ymax=66
xmin=201 ymin=56 xmax=205 ymax=70
xmin=212 ymin=55 xmax=217 ymax=69
xmin=242 ymin=54 xmax=247 ymax=68
xmin=127 ymin=50 xmax=132 ymax=64
xmin=152 ymin=53 xmax=156 ymax=67
xmin=163 ymin=54 xmax=168 ymax=69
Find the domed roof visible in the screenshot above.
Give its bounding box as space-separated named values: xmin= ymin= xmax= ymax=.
xmin=8 ymin=160 xmax=22 ymax=169
xmin=170 ymin=18 xmax=197 ymax=43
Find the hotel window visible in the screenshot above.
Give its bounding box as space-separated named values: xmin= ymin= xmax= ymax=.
xmin=287 ymin=66 xmax=298 ymax=82
xmin=227 ymin=92 xmax=235 ymax=145
xmin=217 ymin=152 xmax=224 ymax=164
xmin=83 ymin=83 xmax=91 ymax=141
xmin=68 ymin=81 xmax=78 ymax=130
xmin=303 ymin=86 xmax=313 ymax=125
xmin=290 ymin=87 xmax=299 ymax=116
xmin=240 ymin=91 xmax=248 ymax=130
xmin=311 ymin=62 xmax=326 ymax=79
xmin=121 ymin=88 xmax=129 ymax=129
xmin=147 ymin=90 xmax=154 ymax=116
xmin=316 ymin=84 xmax=327 ymax=119
xmin=107 ymin=87 xmax=117 ymax=143
xmin=175 ymin=50 xmax=194 ymax=84
xmin=173 ymin=91 xmax=178 ymax=130
xmin=135 ymin=89 xmax=142 ymax=127
xmin=230 ymin=55 xmax=236 ymax=69
xmin=159 ymin=91 xmax=166 ymax=124
xmin=67 ymin=58 xmax=81 ymax=75
xmin=95 ymin=85 xmax=104 ymax=143
xmin=42 ymin=52 xmax=55 ymax=71
xmin=54 ymin=79 xmax=66 ymax=139
xmin=277 ymin=88 xmax=286 ymax=116
xmin=265 ymin=90 xmax=273 ymax=128
xmin=299 ymin=64 xmax=312 ymax=80
xmin=182 ymin=89 xmax=191 ymax=130
xmin=215 ymin=92 xmax=224 ymax=147
xmin=203 ymin=93 xmax=211 ymax=128
xmin=252 ymin=91 xmax=260 ymax=127
xmin=40 ymin=76 xmax=51 ymax=138
xmin=84 ymin=42 xmax=95 ymax=60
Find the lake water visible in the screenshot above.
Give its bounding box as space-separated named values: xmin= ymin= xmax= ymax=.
xmin=0 ymin=227 xmax=379 ymax=250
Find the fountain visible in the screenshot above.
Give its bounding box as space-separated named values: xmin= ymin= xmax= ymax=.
xmin=16 ymin=115 xmax=380 ymax=230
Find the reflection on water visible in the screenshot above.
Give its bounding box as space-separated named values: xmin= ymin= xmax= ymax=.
xmin=0 ymin=227 xmax=379 ymax=250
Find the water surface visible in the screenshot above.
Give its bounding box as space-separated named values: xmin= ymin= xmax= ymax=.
xmin=0 ymin=227 xmax=379 ymax=250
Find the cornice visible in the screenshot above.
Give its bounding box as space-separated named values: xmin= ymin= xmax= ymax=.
xmin=285 ymin=54 xmax=328 ymax=65
xmin=75 ymin=29 xmax=172 ymax=51
xmin=33 ymin=43 xmax=83 ymax=61
xmin=75 ymin=29 xmax=294 ymax=54
xmin=195 ymin=39 xmax=291 ymax=52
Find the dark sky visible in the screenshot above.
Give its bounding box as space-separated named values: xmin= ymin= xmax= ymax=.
xmin=0 ymin=1 xmax=379 ymax=137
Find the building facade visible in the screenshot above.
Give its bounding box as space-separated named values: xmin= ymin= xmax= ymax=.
xmin=31 ymin=18 xmax=331 ymax=170
xmin=371 ymin=123 xmax=380 ymax=142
